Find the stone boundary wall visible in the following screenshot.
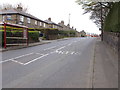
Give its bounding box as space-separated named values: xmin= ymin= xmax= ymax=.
xmin=103 ymin=31 xmax=120 ymax=53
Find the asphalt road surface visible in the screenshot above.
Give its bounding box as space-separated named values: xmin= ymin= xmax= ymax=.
xmin=2 ymin=37 xmax=97 ymax=88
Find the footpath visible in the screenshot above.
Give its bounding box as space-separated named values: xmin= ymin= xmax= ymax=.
xmin=0 ymin=38 xmax=69 ymax=52
xmin=93 ymin=38 xmax=118 ymax=88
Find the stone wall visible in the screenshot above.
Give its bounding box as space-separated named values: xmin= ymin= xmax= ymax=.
xmin=103 ymin=31 xmax=120 ymax=53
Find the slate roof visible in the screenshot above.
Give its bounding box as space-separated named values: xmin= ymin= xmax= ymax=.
xmin=0 ymin=9 xmax=45 ymax=23
xmin=44 ymin=20 xmax=62 ymax=27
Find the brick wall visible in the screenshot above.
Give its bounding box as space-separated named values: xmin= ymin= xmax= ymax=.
xmin=103 ymin=31 xmax=120 ymax=53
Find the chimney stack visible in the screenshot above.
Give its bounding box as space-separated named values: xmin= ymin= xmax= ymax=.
xmin=17 ymin=5 xmax=23 ymax=11
xmin=61 ymin=21 xmax=64 ymax=25
xmin=48 ymin=18 xmax=51 ymax=21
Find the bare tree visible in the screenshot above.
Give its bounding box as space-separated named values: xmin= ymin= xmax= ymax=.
xmin=0 ymin=3 xmax=28 ymax=12
xmin=76 ymin=0 xmax=113 ymax=28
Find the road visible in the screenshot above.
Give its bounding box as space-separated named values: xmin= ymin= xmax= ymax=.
xmin=2 ymin=37 xmax=97 ymax=88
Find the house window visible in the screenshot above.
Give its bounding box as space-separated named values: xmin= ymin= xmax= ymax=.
xmin=2 ymin=16 xmax=5 ymax=22
xmin=35 ymin=20 xmax=37 ymax=25
xmin=40 ymin=22 xmax=42 ymax=26
xmin=27 ymin=18 xmax=30 ymax=23
xmin=43 ymin=23 xmax=45 ymax=27
xmin=20 ymin=16 xmax=24 ymax=22
xmin=6 ymin=15 xmax=12 ymax=20
xmin=53 ymin=25 xmax=55 ymax=28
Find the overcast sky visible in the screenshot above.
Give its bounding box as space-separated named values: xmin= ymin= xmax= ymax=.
xmin=1 ymin=0 xmax=101 ymax=34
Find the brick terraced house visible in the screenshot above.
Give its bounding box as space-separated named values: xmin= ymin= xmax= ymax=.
xmin=0 ymin=5 xmax=77 ymax=31
xmin=44 ymin=18 xmax=63 ymax=30
xmin=0 ymin=6 xmax=47 ymax=29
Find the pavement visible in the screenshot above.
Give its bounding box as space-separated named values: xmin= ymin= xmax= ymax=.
xmin=93 ymin=38 xmax=118 ymax=88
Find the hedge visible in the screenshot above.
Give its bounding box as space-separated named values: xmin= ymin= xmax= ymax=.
xmin=0 ymin=30 xmax=39 ymax=47
xmin=28 ymin=31 xmax=39 ymax=42
xmin=104 ymin=2 xmax=120 ymax=32
xmin=58 ymin=30 xmax=76 ymax=37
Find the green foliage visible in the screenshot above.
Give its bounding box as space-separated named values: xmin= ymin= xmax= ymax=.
xmin=69 ymin=30 xmax=76 ymax=37
xmin=104 ymin=2 xmax=119 ymax=32
xmin=28 ymin=31 xmax=39 ymax=42
xmin=0 ymin=29 xmax=40 ymax=47
xmin=58 ymin=30 xmax=76 ymax=38
xmin=0 ymin=30 xmax=12 ymax=47
xmin=58 ymin=30 xmax=69 ymax=37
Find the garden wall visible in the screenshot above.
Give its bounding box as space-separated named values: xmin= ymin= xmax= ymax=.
xmin=103 ymin=31 xmax=120 ymax=53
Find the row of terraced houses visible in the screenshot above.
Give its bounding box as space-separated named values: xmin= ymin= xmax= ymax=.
xmin=0 ymin=5 xmax=76 ymax=31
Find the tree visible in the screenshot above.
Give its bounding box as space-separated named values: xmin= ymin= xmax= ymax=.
xmin=0 ymin=3 xmax=28 ymax=12
xmin=76 ymin=0 xmax=113 ymax=28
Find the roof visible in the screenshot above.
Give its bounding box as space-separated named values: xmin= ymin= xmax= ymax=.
xmin=44 ymin=20 xmax=63 ymax=27
xmin=0 ymin=9 xmax=46 ymax=23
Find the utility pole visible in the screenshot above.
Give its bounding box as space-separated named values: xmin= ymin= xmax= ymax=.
xmin=100 ymin=2 xmax=103 ymax=41
xmin=68 ymin=13 xmax=71 ymax=26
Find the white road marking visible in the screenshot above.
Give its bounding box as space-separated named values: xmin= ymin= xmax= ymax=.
xmin=44 ymin=46 xmax=56 ymax=51
xmin=13 ymin=53 xmax=33 ymax=59
xmin=1 ymin=45 xmax=67 ymax=65
xmin=55 ymin=50 xmax=81 ymax=56
xmin=55 ymin=50 xmax=59 ymax=53
xmin=23 ymin=54 xmax=49 ymax=65
xmin=11 ymin=60 xmax=25 ymax=65
xmin=65 ymin=51 xmax=69 ymax=54
xmin=59 ymin=51 xmax=64 ymax=54
xmin=0 ymin=59 xmax=12 ymax=63
xmin=0 ymin=53 xmax=33 ymax=64
xmin=35 ymin=53 xmax=45 ymax=56
xmin=56 ymin=46 xmax=66 ymax=51
xmin=71 ymin=52 xmax=75 ymax=55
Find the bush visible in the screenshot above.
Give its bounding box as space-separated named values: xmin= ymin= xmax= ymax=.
xmin=28 ymin=31 xmax=39 ymax=42
xmin=0 ymin=30 xmax=12 ymax=47
xmin=58 ymin=30 xmax=76 ymax=38
xmin=0 ymin=30 xmax=40 ymax=47
xmin=69 ymin=30 xmax=76 ymax=37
